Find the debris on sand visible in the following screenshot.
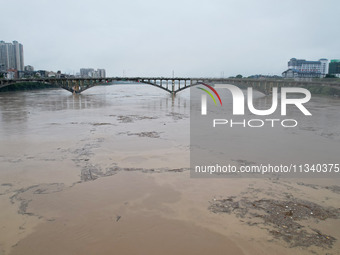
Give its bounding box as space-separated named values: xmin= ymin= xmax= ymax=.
xmin=126 ymin=131 xmax=161 ymax=138
xmin=116 ymin=115 xmax=158 ymax=123
xmin=209 ymin=197 xmax=340 ymax=249
xmin=166 ymin=112 xmax=188 ymax=120
xmin=92 ymin=123 xmax=113 ymax=126
xmin=297 ymin=182 xmax=340 ymax=194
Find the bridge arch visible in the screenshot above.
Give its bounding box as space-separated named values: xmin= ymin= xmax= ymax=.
xmin=173 ymin=81 xmax=270 ymax=96
xmin=135 ymin=80 xmax=172 ymax=94
xmin=1 ymin=77 xmax=339 ymax=96
xmin=0 ymin=79 xmax=271 ymax=95
xmin=174 ymin=82 xmax=204 ymax=94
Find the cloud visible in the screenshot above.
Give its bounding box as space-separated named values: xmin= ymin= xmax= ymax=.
xmin=1 ymin=0 xmax=339 ymax=76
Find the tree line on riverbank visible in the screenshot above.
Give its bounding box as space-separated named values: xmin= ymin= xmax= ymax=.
xmin=0 ymin=82 xmax=59 ymax=92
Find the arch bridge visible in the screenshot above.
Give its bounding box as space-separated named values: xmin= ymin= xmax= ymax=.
xmin=1 ymin=77 xmax=340 ymax=95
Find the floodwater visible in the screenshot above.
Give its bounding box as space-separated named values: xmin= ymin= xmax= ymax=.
xmin=0 ymin=84 xmax=340 ymax=255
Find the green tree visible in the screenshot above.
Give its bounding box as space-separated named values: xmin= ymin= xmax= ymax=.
xmin=325 ymin=74 xmax=336 ymax=78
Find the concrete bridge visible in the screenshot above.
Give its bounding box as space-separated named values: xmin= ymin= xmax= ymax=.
xmin=1 ymin=77 xmax=340 ymax=95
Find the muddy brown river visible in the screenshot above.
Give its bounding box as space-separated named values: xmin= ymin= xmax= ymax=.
xmin=0 ymin=84 xmax=339 ymax=255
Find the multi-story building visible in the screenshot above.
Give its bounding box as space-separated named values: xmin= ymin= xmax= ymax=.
xmin=328 ymin=60 xmax=340 ymax=78
xmin=97 ymin=69 xmax=106 ymax=78
xmin=0 ymin=41 xmax=24 ymax=71
xmin=80 ymin=68 xmax=106 ymax=78
xmin=80 ymin=68 xmax=95 ymax=78
xmin=24 ymin=65 xmax=34 ymax=72
xmin=320 ymin=58 xmax=329 ymax=75
xmin=282 ymin=58 xmax=328 ymax=79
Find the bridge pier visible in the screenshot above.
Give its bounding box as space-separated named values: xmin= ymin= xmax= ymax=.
xmin=73 ymin=80 xmax=79 ymax=93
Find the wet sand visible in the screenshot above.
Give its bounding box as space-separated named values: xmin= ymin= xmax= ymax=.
xmin=0 ymin=86 xmax=340 ymax=255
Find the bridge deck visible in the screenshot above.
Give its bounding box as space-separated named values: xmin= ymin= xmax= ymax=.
xmin=1 ymin=77 xmax=340 ymax=95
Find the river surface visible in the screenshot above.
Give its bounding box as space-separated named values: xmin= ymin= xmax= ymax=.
xmin=190 ymin=88 xmax=340 ymax=178
xmin=0 ymin=84 xmax=190 ymax=173
xmin=0 ymin=84 xmax=340 ymax=255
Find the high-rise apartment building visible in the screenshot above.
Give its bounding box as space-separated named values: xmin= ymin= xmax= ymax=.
xmin=0 ymin=41 xmax=24 ymax=71
xmin=80 ymin=68 xmax=95 ymax=78
xmin=97 ymin=69 xmax=106 ymax=78
xmin=80 ymin=68 xmax=106 ymax=78
xmin=328 ymin=60 xmax=340 ymax=78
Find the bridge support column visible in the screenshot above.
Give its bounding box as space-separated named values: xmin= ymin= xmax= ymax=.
xmin=73 ymin=80 xmax=79 ymax=93
xmin=269 ymin=82 xmax=273 ymax=94
xmin=172 ymin=80 xmax=175 ymax=97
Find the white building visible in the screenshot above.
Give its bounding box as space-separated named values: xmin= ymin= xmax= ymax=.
xmin=283 ymin=58 xmax=328 ymax=78
xmin=319 ymin=58 xmax=328 ymax=76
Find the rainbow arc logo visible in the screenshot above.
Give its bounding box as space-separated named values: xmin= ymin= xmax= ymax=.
xmin=197 ymin=83 xmax=222 ymax=106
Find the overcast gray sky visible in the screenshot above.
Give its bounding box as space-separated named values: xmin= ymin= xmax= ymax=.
xmin=2 ymin=0 xmax=339 ymax=77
